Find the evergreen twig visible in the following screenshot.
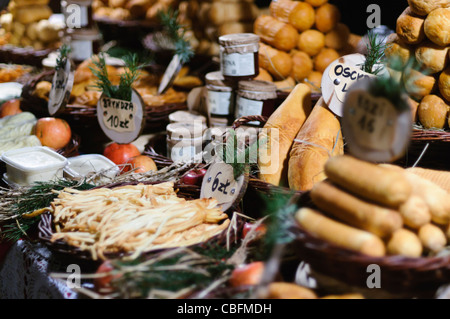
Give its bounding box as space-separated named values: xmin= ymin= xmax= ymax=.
xmin=362 ymin=30 xmax=391 ymax=75
xmin=55 ymin=44 xmax=71 ymax=71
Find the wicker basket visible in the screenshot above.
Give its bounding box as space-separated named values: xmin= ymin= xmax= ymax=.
xmin=0 ymin=45 xmax=54 ymax=67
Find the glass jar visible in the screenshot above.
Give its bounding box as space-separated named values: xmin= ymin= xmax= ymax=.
xmin=168 ymin=110 xmax=207 ymax=124
xmin=218 ymin=33 xmax=260 ymax=81
xmin=166 ymin=122 xmax=206 ymax=163
xmin=66 ymin=28 xmax=102 ymax=64
xmin=61 ymin=0 xmax=94 ymax=29
xmin=235 ymin=80 xmax=278 ymax=126
xmin=205 ymin=71 xmax=236 ymax=125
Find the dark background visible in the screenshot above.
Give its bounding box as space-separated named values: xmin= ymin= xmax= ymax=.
xmin=0 ymin=0 xmax=407 ymax=36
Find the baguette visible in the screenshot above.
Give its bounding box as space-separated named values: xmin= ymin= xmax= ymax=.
xmin=398 ymin=195 xmax=431 ymax=229
xmin=254 ymin=15 xmax=299 ymax=51
xmin=387 ymin=228 xmax=423 ymax=257
xmin=324 ymin=155 xmax=412 ymax=208
xmin=418 ymin=223 xmax=447 ymax=253
xmin=258 ymin=42 xmax=293 ymax=80
xmin=258 ymin=84 xmax=312 ymax=186
xmin=310 ymin=181 xmax=403 ymax=237
xmin=295 ymin=207 xmax=386 ymax=257
xmin=288 ymin=97 xmax=344 ymax=191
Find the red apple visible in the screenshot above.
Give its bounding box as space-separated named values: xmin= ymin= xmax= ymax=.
xmin=122 ymin=155 xmax=157 ymax=174
xmin=94 ymin=260 xmax=122 ymax=294
xmin=242 ymin=222 xmax=267 ymax=240
xmin=180 ymin=168 xmax=207 ymax=186
xmin=103 ymin=142 xmax=141 ymax=166
xmin=229 ymin=261 xmax=265 ymax=287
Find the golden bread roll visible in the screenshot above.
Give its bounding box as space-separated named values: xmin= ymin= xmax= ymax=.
xmin=298 ymin=29 xmax=325 ymax=57
xmin=270 ymin=0 xmax=315 ymax=32
xmin=291 ymin=51 xmax=313 ymax=81
xmin=305 ymin=0 xmax=328 ymax=7
xmin=407 ymin=0 xmax=450 ymax=16
xmin=254 ymin=15 xmax=299 ymax=51
xmin=313 ymin=48 xmax=340 ymax=73
xmin=126 ymin=0 xmax=156 ymax=19
xmin=14 ymin=5 xmax=52 ymax=24
xmin=304 ymin=71 xmax=322 ymax=93
xmin=384 ymin=33 xmax=414 ymax=69
xmin=439 ymin=65 xmax=450 ymax=102
xmin=310 ymin=181 xmax=403 ymax=238
xmin=288 ymin=97 xmax=344 ymax=191
xmin=415 ymin=41 xmax=449 ymax=74
xmin=424 ymin=8 xmax=450 ymax=46
xmin=265 ymin=282 xmax=317 ymax=299
xmin=403 ymin=68 xmax=437 ymax=100
xmin=396 ymin=7 xmax=426 ymax=44
xmin=387 ymin=228 xmax=423 ymax=257
xmin=398 ymin=195 xmax=431 ymax=229
xmin=295 ymin=207 xmax=386 ymax=257
xmin=407 ymin=96 xmax=420 ymax=122
xmin=418 ymin=223 xmax=447 ymax=253
xmin=315 ymin=3 xmax=341 ymax=33
xmin=258 ymin=42 xmax=293 ymax=80
xmin=418 ymin=94 xmax=449 ymax=129
xmin=324 ymin=23 xmax=350 ymax=50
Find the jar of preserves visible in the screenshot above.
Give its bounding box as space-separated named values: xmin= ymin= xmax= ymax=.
xmin=205 ymin=71 xmax=236 ymax=125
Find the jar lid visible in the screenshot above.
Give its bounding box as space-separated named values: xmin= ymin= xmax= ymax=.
xmin=219 ymin=33 xmax=260 ymax=47
xmin=66 ymin=28 xmax=102 ymax=41
xmin=205 ymin=71 xmax=235 ymax=90
xmin=238 ymin=80 xmax=277 ymax=100
xmin=167 ymin=122 xmax=206 ymax=140
xmin=169 ymin=110 xmax=206 ymax=124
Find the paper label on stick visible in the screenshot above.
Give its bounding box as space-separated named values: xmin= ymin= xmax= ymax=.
xmin=158 ymin=54 xmax=182 ymax=95
xmin=97 ymin=89 xmax=146 ymax=144
xmin=321 ymin=53 xmax=375 ymax=117
xmin=342 ymin=79 xmax=412 ymax=163
xmin=200 ymin=162 xmax=249 ymax=211
xmin=48 ymin=59 xmax=74 ymax=116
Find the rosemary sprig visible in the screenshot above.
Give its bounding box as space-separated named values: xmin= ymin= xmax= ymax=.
xmin=55 ymin=44 xmax=71 ymax=71
xmin=362 ymin=29 xmax=391 ymax=75
xmin=89 ymin=53 xmax=150 ymax=101
xmin=157 ymin=8 xmax=194 ymax=64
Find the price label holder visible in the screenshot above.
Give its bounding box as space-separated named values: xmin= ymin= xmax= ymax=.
xmin=158 ymin=54 xmax=183 ymax=95
xmin=342 ymin=77 xmax=412 ymax=163
xmin=200 ymin=162 xmax=249 ymax=212
xmin=48 ymin=58 xmax=74 ymax=116
xmin=96 ymin=89 xmax=146 ymax=144
xmin=321 ymin=53 xmax=375 ymax=117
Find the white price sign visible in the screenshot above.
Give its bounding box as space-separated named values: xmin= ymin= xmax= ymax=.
xmin=342 ymin=78 xmax=412 ymax=163
xmin=158 ymin=54 xmax=182 ymax=95
xmin=48 ymin=58 xmax=74 ymax=116
xmin=97 ymin=89 xmax=146 ymax=144
xmin=200 ymin=162 xmax=249 ymax=212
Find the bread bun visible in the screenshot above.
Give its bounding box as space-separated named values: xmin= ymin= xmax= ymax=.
xmin=439 ymin=65 xmax=450 ymax=102
xmin=297 ymin=29 xmax=325 ymax=56
xmin=315 ymin=3 xmax=341 ymax=33
xmin=384 ymin=33 xmax=414 ymax=69
xmin=418 ymin=94 xmax=449 ymax=129
xmin=291 ymin=51 xmax=313 ymax=81
xmin=313 ymin=48 xmax=340 ymax=73
xmin=325 ymin=23 xmax=350 ymax=50
xmin=424 ymin=7 xmax=450 ymax=47
xmin=415 ymin=41 xmax=449 ymax=74
xmin=407 ymin=0 xmax=450 ymax=16
xmin=396 ymin=7 xmax=426 ymax=44
xmin=305 ymin=0 xmax=328 ymax=7
xmin=404 ymin=68 xmax=437 ymax=100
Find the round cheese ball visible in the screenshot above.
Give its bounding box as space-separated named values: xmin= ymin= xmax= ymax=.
xmin=325 ymin=23 xmax=350 ymax=50
xmin=291 ymin=51 xmax=313 ymax=81
xmin=298 ymin=29 xmax=325 ymax=56
xmin=305 ymin=0 xmax=328 ymax=7
xmin=313 ymin=48 xmax=340 ymax=73
xmin=315 ymin=3 xmax=341 ymax=33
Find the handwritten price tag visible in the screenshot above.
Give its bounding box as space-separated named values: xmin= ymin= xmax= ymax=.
xmin=48 ymin=58 xmax=74 ymax=116
xmin=96 ymin=89 xmax=146 ymax=144
xmin=321 ymin=53 xmax=375 ymax=117
xmin=342 ymin=79 xmax=412 ymax=163
xmin=200 ymin=162 xmax=249 ymax=211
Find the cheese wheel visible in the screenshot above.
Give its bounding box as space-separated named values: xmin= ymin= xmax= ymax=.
xmin=270 ymin=0 xmax=315 ymax=32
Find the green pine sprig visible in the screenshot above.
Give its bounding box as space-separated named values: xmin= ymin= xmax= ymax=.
xmin=157 ymin=8 xmax=194 ymax=64
xmin=362 ymin=30 xmax=391 ymax=75
xmin=55 ymin=44 xmax=71 ymax=71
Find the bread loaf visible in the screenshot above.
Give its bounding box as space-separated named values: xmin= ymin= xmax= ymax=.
xmin=403 ymin=68 xmax=437 ymax=100
xmin=418 ymin=94 xmax=449 ymax=129
xmin=258 ymin=84 xmax=312 ymax=186
xmin=291 ymin=51 xmax=313 ymax=82
xmin=295 ymin=207 xmax=386 ymax=257
xmin=418 ymin=223 xmax=447 ymax=253
xmin=415 ymin=41 xmax=449 ymax=74
xmin=288 ymin=97 xmax=344 ymax=191
xmin=424 ymin=7 xmax=450 ymax=46
xmin=324 ymin=155 xmax=412 ymax=208
xmin=398 ymin=195 xmax=431 ymax=229
xmin=439 ymin=65 xmax=450 ymax=102
xmin=387 ymin=228 xmax=423 ymax=257
xmin=315 ymin=3 xmax=341 ymax=33
xmin=407 ymin=96 xmax=420 ymax=122
xmin=396 ymin=7 xmax=426 ymax=44
xmin=384 ymin=33 xmax=414 ymax=69
xmin=254 ymin=15 xmax=299 ymax=51
xmin=407 ymin=166 xmax=450 ymax=193
xmin=297 ymin=29 xmax=325 ymax=57
xmin=407 ymin=0 xmax=450 ymax=16
xmin=310 ymin=181 xmax=403 ymax=237
xmin=258 ymin=42 xmax=293 ymax=80
xmin=270 ymin=0 xmax=315 ymax=32
xmin=14 ymin=5 xmax=52 ymax=24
